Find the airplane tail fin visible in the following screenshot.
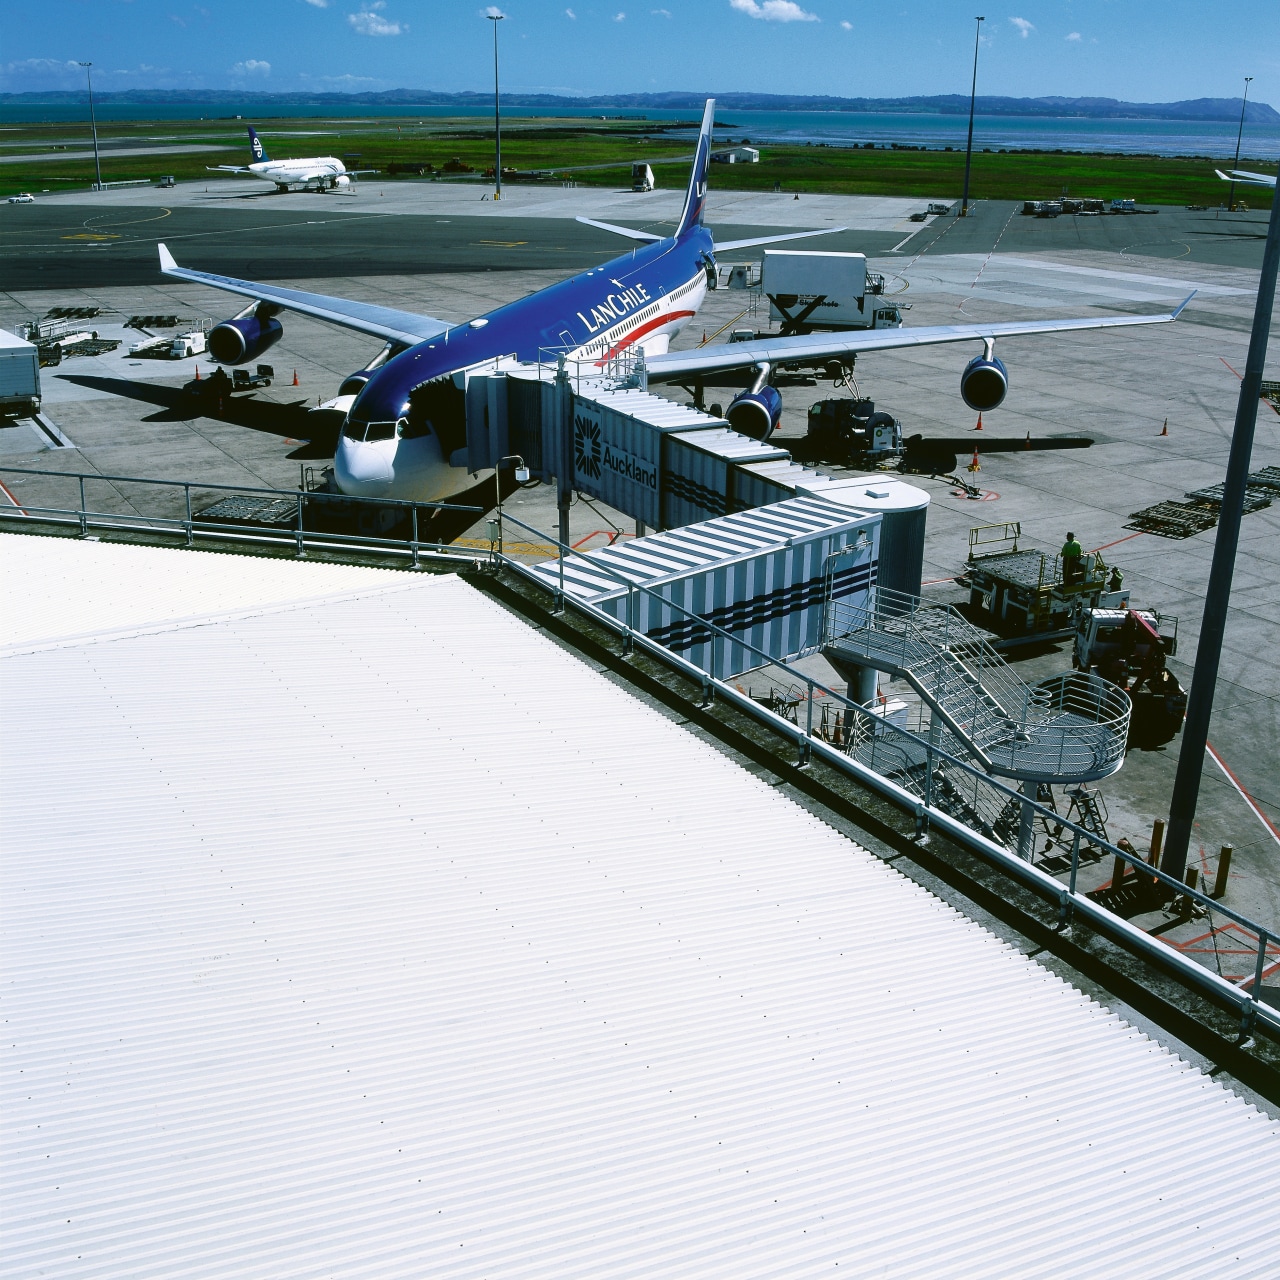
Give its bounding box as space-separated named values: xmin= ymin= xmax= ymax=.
xmin=676 ymin=99 xmax=715 ymax=237
xmin=247 ymin=127 xmax=269 ymax=164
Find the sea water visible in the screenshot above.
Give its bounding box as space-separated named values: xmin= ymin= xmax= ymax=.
xmin=2 ymin=101 xmax=1277 ymax=161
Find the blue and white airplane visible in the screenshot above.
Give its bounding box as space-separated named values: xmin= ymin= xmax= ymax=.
xmin=208 ymin=126 xmax=376 ymax=193
xmin=1215 ymin=167 xmax=1276 ymax=189
xmin=162 ymin=100 xmax=1191 ymax=504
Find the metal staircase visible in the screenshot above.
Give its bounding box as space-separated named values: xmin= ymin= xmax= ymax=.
xmin=825 ymin=587 xmax=1130 ymax=783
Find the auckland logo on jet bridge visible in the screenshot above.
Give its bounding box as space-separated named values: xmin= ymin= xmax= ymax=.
xmin=574 ymin=413 xmax=602 ymax=479
xmin=573 ymin=412 xmax=658 ymax=490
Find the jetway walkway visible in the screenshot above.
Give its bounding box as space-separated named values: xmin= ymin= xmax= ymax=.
xmin=825 ymin=587 xmax=1130 ymax=783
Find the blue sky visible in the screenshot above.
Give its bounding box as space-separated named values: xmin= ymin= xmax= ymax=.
xmin=3 ymin=1 xmax=1278 ymax=108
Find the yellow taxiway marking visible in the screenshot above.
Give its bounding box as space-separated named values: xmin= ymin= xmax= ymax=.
xmin=473 ymin=239 xmax=528 ymax=248
xmin=62 ymin=233 xmax=120 ymax=241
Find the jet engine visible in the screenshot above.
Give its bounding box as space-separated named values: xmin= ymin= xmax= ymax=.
xmin=726 ymin=363 xmax=782 ymax=440
xmin=332 ymin=174 xmax=351 ymax=190
xmin=208 ymin=311 xmax=283 ymax=366
xmin=339 ymin=342 xmax=401 ymax=397
xmin=960 ymin=352 xmax=1008 ymax=412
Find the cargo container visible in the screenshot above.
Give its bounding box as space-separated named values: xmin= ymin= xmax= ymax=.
xmin=0 ymin=329 xmax=41 ymax=418
xmin=530 ymin=497 xmax=880 ymax=680
xmin=763 ymin=250 xmax=904 ymax=331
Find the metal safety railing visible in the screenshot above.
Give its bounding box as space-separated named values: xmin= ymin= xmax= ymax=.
xmin=492 ymin=504 xmax=1280 ymax=1041
xmin=825 ymin=586 xmax=1130 ymax=782
xmin=0 ymin=465 xmax=484 ymax=569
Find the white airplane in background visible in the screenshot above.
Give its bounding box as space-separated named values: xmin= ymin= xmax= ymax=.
xmin=209 ymin=126 xmax=376 ymax=193
xmin=1215 ymin=167 xmax=1277 ymax=189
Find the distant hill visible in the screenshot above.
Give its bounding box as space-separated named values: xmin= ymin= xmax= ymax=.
xmin=2 ymin=89 xmax=1277 ymax=124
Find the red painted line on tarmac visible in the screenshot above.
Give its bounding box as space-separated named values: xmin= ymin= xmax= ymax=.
xmin=1206 ymin=741 xmax=1280 ymax=848
xmin=1219 ymin=356 xmax=1279 ymax=414
xmin=572 ymin=529 xmax=632 ymax=550
xmin=1221 ymin=357 xmax=1243 ymax=379
xmin=921 ymin=577 xmax=955 ymax=586
xmin=0 ymin=478 xmax=28 ymax=514
xmin=1090 ymin=531 xmax=1145 ymax=554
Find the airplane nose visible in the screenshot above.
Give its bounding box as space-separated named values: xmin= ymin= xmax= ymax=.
xmin=334 ymin=437 xmax=395 ymax=498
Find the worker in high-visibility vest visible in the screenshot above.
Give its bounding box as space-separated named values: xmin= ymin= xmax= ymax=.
xmin=1061 ymin=532 xmax=1084 ymax=585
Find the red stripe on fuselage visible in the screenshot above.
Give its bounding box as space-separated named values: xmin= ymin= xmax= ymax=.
xmin=594 ymin=309 xmax=696 ymax=365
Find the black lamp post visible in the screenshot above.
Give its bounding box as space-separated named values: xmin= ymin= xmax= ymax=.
xmin=488 ymin=12 xmax=505 ymax=201
xmin=959 ymin=16 xmax=984 ymax=217
xmin=1227 ymin=76 xmax=1253 ymax=212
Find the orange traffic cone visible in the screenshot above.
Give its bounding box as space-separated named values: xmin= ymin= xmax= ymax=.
xmin=974 ymin=413 xmax=983 ymax=431
xmin=967 ymin=447 xmax=981 ymax=473
xmin=292 ymin=369 xmax=299 ymax=386
xmin=1159 ymin=418 xmax=1168 ymax=436
xmin=194 ymin=364 xmax=201 ymax=381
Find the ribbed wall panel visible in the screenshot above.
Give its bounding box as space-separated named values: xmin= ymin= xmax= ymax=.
xmin=2 ymin=536 xmax=1279 ymax=1279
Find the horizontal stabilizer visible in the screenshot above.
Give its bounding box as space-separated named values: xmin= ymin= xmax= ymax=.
xmin=713 ymin=227 xmax=848 ymax=253
xmin=575 ymin=216 xmax=663 ymax=243
xmin=1215 ymin=168 xmax=1277 ymax=188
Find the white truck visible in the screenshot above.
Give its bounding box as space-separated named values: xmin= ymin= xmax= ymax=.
xmin=763 ymin=250 xmax=901 ymax=332
xmin=127 ymin=330 xmax=208 ymax=359
xmin=0 ymin=329 xmax=41 ymax=418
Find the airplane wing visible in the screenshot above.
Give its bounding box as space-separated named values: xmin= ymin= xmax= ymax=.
xmin=644 ymin=294 xmax=1195 ymax=383
xmin=208 ymin=166 xmax=251 ymax=174
xmin=1215 ymin=168 xmax=1277 ymax=188
xmin=157 ymin=244 xmax=450 ymax=346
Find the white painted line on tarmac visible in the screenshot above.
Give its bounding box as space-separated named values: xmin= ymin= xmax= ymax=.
xmin=1207 ymin=740 xmax=1280 ymax=849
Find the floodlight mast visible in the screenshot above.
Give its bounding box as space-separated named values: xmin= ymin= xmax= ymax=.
xmin=489 ymin=13 xmax=505 ymax=201
xmin=959 ymin=17 xmax=984 ymax=218
xmin=1227 ymin=76 xmax=1253 ymax=212
xmin=77 ymin=62 xmax=103 ymax=192
xmin=1163 ymin=165 xmax=1280 ymax=882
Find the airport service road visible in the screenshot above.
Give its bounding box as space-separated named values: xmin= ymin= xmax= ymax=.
xmin=0 ymin=211 xmax=1277 ymax=929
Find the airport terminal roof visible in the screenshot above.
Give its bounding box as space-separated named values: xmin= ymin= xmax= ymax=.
xmin=3 ymin=532 xmax=1279 ymax=1279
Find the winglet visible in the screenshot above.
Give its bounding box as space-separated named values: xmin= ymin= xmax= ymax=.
xmin=158 ymin=243 xmax=178 ymax=274
xmin=1172 ymin=290 xmax=1196 ymax=319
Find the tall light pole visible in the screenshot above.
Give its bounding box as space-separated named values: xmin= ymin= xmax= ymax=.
xmin=488 ymin=12 xmax=504 ymax=201
xmin=77 ymin=61 xmax=103 ymax=192
xmin=1227 ymin=76 xmax=1253 ymax=212
xmin=1163 ymin=161 xmax=1280 ymax=884
xmin=959 ymin=16 xmax=984 ymax=217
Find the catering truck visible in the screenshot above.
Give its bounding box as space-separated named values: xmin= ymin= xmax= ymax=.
xmin=0 ymin=329 xmax=41 ymax=418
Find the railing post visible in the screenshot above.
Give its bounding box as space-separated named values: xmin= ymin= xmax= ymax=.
xmin=800 ymin=681 xmax=814 ymax=766
xmin=1067 ymin=829 xmax=1082 ymax=897
xmin=410 ymin=503 xmax=421 ymax=570
xmin=1251 ymin=931 xmax=1269 ymax=1001
xmin=1016 ymin=783 xmax=1035 ymax=860
xmin=622 ymin=585 xmax=634 ymax=655
xmin=184 ymin=483 xmax=194 ymax=548
xmin=294 ymin=492 xmax=306 ymax=558
xmin=555 ymin=528 xmax=565 ymax=614
xmin=78 ymin=475 xmax=87 ymax=538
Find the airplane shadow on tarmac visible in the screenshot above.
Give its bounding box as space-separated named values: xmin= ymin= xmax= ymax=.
xmin=56 ymin=374 xmax=339 ymax=459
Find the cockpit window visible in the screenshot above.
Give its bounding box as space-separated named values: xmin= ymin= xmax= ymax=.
xmin=365 ymin=421 xmax=397 ymax=442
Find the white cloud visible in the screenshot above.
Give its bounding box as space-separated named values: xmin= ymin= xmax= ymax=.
xmin=565 ymin=6 xmax=575 ymax=14
xmin=1009 ymin=16 xmax=1034 ymax=38
xmin=348 ymin=4 xmax=403 ymax=35
xmin=730 ymin=0 xmax=819 ymax=23
xmin=1065 ymin=31 xmax=1081 ymax=42
xmin=483 ymin=5 xmax=506 ymax=16
xmin=304 ymin=0 xmax=329 ymax=8
xmin=231 ymin=59 xmax=271 ymax=75
xmin=652 ymin=7 xmax=671 ymax=14
xmin=840 ymin=19 xmax=851 ymax=29
xmin=614 ymin=10 xmax=626 ymax=19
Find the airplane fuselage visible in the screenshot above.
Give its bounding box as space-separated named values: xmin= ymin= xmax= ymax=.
xmin=335 ymin=225 xmax=715 ymax=502
xmin=249 ymin=157 xmax=349 ymax=190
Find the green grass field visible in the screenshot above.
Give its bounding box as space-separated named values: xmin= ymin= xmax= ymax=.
xmin=1 ymin=114 xmax=1270 ymax=209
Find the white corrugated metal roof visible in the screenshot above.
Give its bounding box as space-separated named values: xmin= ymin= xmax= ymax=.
xmin=0 ymin=533 xmax=412 ymax=653
xmin=3 ymin=533 xmax=1279 ymax=1279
